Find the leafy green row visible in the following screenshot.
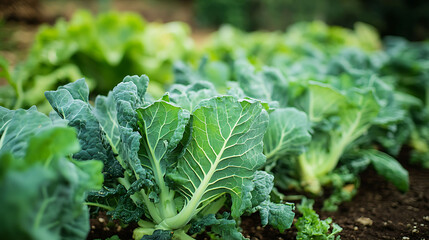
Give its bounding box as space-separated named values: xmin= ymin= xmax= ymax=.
xmin=40 ymin=75 xmax=298 ymax=239
xmin=0 ymin=11 xmax=195 ymax=112
xmin=174 ymin=55 xmax=410 ymax=210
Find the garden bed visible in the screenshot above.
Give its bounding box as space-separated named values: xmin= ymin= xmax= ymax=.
xmin=240 ymin=149 xmax=429 ymax=240
xmin=87 ymin=149 xmax=429 ymax=240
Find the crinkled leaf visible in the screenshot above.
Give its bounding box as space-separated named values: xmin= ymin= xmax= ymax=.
xmin=141 ymin=230 xmax=173 ymax=240
xmin=46 ymin=79 xmax=123 ymax=178
xmin=189 ymin=213 xmax=245 ymax=240
xmin=258 ymin=201 xmax=295 ymax=232
xmin=241 ymin=171 xmax=295 ymax=232
xmin=45 ymin=80 xmax=111 ymax=161
xmin=296 ymin=198 xmax=342 ymax=240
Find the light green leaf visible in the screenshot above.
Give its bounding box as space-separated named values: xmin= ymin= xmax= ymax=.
xmin=264 ymin=108 xmax=311 ymax=164
xmin=25 ymin=126 xmax=80 ymax=165
xmin=0 ymin=107 xmax=52 ymax=159
xmin=235 ymin=61 xmax=288 ymax=107
xmin=307 ymin=82 xmax=346 ymax=122
xmin=168 ymin=81 xmax=217 ymax=112
xmin=137 ymin=100 xmax=190 ymax=172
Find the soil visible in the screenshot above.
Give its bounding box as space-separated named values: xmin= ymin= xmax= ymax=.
xmin=239 ymin=151 xmax=429 ymax=240
xmin=87 ymin=149 xmax=429 ymax=240
xmin=88 ymin=212 xmax=137 ymax=240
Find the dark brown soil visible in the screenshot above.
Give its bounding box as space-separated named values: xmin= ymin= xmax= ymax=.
xmin=88 ymin=212 xmax=137 ymax=240
xmin=239 ymin=155 xmax=429 ymax=240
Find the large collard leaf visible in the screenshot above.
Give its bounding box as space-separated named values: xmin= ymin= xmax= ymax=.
xmin=264 ymin=108 xmax=311 ymax=165
xmin=135 ymin=100 xmax=190 ymax=221
xmin=235 ymin=61 xmax=288 ymax=107
xmin=166 ymin=96 xmax=269 ymax=228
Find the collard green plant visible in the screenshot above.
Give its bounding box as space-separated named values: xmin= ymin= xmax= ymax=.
xmin=173 ymin=58 xmax=409 ymax=204
xmin=0 ymin=106 xmax=103 ymax=240
xmin=45 ymin=76 xmax=295 ymax=239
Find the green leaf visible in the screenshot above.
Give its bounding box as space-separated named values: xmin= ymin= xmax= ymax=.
xmin=364 ymin=150 xmax=409 ymax=192
xmin=307 ymin=82 xmax=346 ymax=122
xmin=264 ymin=108 xmax=311 ymax=164
xmin=45 ymin=79 xmax=122 ymax=178
xmin=0 ymin=107 xmax=103 ymax=240
xmin=241 ymin=171 xmax=295 ymax=232
xmin=25 ymin=127 xmax=80 ymax=165
xmin=164 ymin=96 xmax=269 ymax=229
xmin=295 ymin=198 xmax=342 ymax=240
xmin=235 ymin=61 xmax=288 ymax=107
xmin=141 ymin=230 xmax=173 ymax=240
xmin=0 ymin=107 xmax=52 ymax=159
xmin=258 ymin=201 xmax=295 ymax=232
xmin=137 ymin=100 xmax=190 ymax=173
xmin=168 ymin=81 xmax=218 ymax=112
xmin=189 ymin=214 xmax=245 ymax=240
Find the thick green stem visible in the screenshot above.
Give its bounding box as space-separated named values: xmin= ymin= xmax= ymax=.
xmin=298 ymin=153 xmax=322 ymax=194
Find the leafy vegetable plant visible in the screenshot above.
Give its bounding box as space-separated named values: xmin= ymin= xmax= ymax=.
xmin=45 ymin=76 xmax=295 ymax=239
xmin=0 ymin=11 xmax=195 ymax=112
xmin=173 ymin=58 xmax=409 ymax=205
xmin=295 ymin=198 xmax=342 ymax=240
xmin=0 ymin=106 xmax=103 ymax=240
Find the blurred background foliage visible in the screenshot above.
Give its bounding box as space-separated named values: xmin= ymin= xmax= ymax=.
xmin=0 ymin=0 xmax=427 ymax=111
xmin=1 ymin=0 xmax=428 ymax=41
xmin=194 ymin=0 xmax=429 ymax=41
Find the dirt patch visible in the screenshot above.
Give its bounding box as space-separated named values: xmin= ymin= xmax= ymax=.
xmin=317 ymin=163 xmax=429 ymax=240
xmin=88 ymin=212 xmax=137 ymax=240
xmin=238 ymin=151 xmax=429 ymax=240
